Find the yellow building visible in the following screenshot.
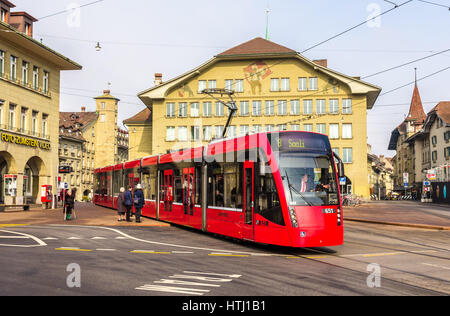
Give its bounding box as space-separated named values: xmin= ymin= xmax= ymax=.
xmin=59 ymin=90 xmax=129 ymax=201
xmin=0 ymin=1 xmax=81 ymax=205
xmin=132 ymin=38 xmax=381 ymax=197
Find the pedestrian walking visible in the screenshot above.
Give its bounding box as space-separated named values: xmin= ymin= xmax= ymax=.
xmin=134 ymin=184 xmax=145 ymax=223
xmin=117 ymin=187 xmax=126 ymax=222
xmin=64 ymin=190 xmax=75 ymax=221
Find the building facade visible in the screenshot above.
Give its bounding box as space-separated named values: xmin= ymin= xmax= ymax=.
xmin=367 ymin=144 xmax=394 ymax=199
xmin=130 ymin=38 xmax=381 ymax=197
xmin=0 ymin=0 xmax=81 ymax=205
xmin=59 ymin=90 xmax=129 ymax=201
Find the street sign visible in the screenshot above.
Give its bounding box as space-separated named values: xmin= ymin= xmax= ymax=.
xmin=59 ymin=166 xmax=73 ymax=174
xmin=403 ymin=173 xmax=409 ymax=183
xmin=404 ymin=183 xmax=408 ymax=188
xmin=424 ymin=181 xmax=431 ymax=186
xmin=339 ymin=177 xmax=346 ymax=186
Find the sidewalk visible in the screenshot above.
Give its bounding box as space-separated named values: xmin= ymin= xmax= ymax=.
xmin=344 ymin=200 xmax=450 ymax=230
xmin=0 ymin=202 xmax=170 ymax=228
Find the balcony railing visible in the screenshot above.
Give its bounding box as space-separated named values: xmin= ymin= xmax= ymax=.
xmin=0 ymin=72 xmax=51 ymax=98
xmin=0 ymin=124 xmax=51 ymax=140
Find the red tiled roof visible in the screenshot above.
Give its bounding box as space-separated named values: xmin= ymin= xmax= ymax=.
xmin=430 ymin=101 xmax=450 ymax=125
xmin=405 ymin=84 xmax=426 ymax=125
xmin=217 ymin=37 xmax=297 ymax=57
xmin=123 ymin=108 xmax=152 ymax=124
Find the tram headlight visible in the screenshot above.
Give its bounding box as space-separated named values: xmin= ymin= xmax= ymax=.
xmin=337 ymin=206 xmax=342 ymax=226
xmin=289 ymin=206 xmax=298 ymax=228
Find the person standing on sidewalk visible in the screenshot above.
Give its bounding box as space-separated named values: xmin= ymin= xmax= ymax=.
xmin=134 ymin=184 xmax=145 ymax=223
xmin=124 ymin=186 xmax=133 ymax=222
xmin=64 ymin=190 xmax=75 ymax=221
xmin=117 ymin=187 xmax=126 ymax=222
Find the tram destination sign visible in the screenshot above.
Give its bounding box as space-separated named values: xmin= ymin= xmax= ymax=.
xmin=0 ymin=132 xmax=51 ymax=151
xmin=270 ymin=132 xmax=330 ymax=153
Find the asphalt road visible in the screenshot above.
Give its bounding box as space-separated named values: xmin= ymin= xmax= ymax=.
xmin=0 ymin=221 xmax=449 ymax=297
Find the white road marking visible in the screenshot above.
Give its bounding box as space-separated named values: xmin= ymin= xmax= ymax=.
xmin=68 ymin=237 xmax=82 ymax=240
xmin=43 ymin=237 xmax=58 ymax=240
xmin=422 ymin=263 xmax=450 ymax=271
xmin=0 ymin=229 xmax=47 ymax=248
xmin=92 ymin=237 xmax=107 ymax=240
xmin=96 ymin=249 xmax=117 ymax=251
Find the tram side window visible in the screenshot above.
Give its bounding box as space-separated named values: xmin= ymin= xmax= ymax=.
xmin=208 ymin=162 xmax=242 ymax=209
xmin=173 ymin=169 xmax=183 ymax=204
xmin=195 ymin=166 xmax=202 ymax=205
xmin=94 ymin=174 xmax=101 ymax=194
xmin=113 ymin=170 xmax=122 ymax=196
xmin=256 ymin=162 xmax=285 ymax=226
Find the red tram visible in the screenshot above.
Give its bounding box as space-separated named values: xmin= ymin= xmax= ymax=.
xmin=94 ymin=131 xmax=345 ymax=247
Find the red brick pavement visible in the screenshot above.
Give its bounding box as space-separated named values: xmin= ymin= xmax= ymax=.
xmin=344 ymin=201 xmax=450 ymax=230
xmin=0 ymin=202 xmax=170 ymax=227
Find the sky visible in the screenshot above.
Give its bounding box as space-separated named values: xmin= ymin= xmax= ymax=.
xmin=10 ymin=0 xmax=450 ymax=157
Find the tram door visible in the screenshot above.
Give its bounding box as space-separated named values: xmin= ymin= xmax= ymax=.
xmin=163 ymin=170 xmax=173 ymax=213
xmin=183 ymin=168 xmax=195 ymax=224
xmin=243 ymin=161 xmax=254 ymax=241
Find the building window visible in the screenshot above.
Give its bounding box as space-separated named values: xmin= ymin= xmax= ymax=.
xmin=0 ymin=100 xmax=3 ymax=125
xmin=32 ymin=66 xmax=39 ymax=90
xmin=166 ymin=103 xmax=175 ymax=117
xmin=280 ymin=78 xmax=290 ymax=91
xmin=290 ymin=124 xmax=300 ymax=131
xmin=10 ymin=56 xmax=17 ymax=81
xmin=215 ymin=126 xmax=224 ymax=139
xmin=265 ymin=125 xmax=275 ymax=132
xmin=317 ymin=124 xmax=326 ymax=134
xmin=432 ymin=135 xmax=437 ymax=147
xmin=290 ymin=100 xmax=300 ymax=115
xmin=198 ymin=80 xmax=207 ymax=93
xmin=190 ymin=103 xmax=200 ymax=117
xmin=342 ymin=124 xmax=353 ymax=139
xmin=342 ymin=99 xmax=352 ymax=114
xmin=225 ymin=79 xmax=233 ymax=91
xmin=215 ymin=102 xmax=224 ymax=117
xmin=0 ymin=50 xmax=5 ymax=77
xmin=100 ymin=114 xmax=106 ymax=122
xmin=253 ymin=125 xmax=262 ymax=133
xmin=252 ymin=101 xmax=262 ymax=116
xmin=43 ymin=71 xmax=49 ymax=94
xmin=278 ymin=124 xmax=287 ymax=131
xmin=20 ymin=108 xmax=27 ymax=132
xmin=264 ymin=100 xmax=273 ymax=116
xmin=179 ymin=102 xmax=187 ymax=117
xmin=270 ymin=78 xmax=280 ymax=92
xmin=31 ymin=111 xmax=38 ymax=136
xmin=235 ymin=79 xmax=244 ymax=93
xmin=42 ymin=114 xmax=48 ymax=137
xmin=343 ymin=148 xmax=353 ymax=163
xmin=8 ymin=104 xmax=15 ymax=129
xmin=191 ymin=126 xmax=200 ymax=141
xmin=330 ymin=99 xmax=339 ymax=114
xmin=239 ymin=101 xmax=249 ymax=116
xmin=432 ymin=150 xmax=437 ymax=162
xmin=1 ymin=8 xmax=7 ymax=23
xmin=203 ymin=126 xmax=212 ymax=141
xmin=329 ymin=124 xmax=339 ymax=139
xmin=298 ymin=77 xmax=307 ymax=91
xmin=22 ymin=61 xmax=29 ymax=86
xmin=203 ymin=102 xmax=212 ymax=117
xmin=309 ymin=77 xmax=318 ymax=90
xmin=303 ymin=100 xmax=313 ymax=115
xmin=278 ymin=100 xmax=287 ymax=115
xmin=178 ymin=126 xmax=188 ymax=141
xmin=166 ymin=126 xmax=176 ymax=141
xmin=240 ymin=125 xmax=249 ymax=136
xmin=228 ymin=126 xmax=237 ymax=137
xmin=316 ymin=99 xmax=326 ymax=115
xmin=332 ymin=148 xmax=340 ymax=157
xmin=303 ymin=124 xmax=313 ymax=132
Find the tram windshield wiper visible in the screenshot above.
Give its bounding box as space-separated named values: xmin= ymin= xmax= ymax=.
xmin=283 ymin=171 xmax=312 ymax=207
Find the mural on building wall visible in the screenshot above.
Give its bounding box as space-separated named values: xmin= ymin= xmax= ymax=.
xmin=177 ymin=83 xmax=195 ymax=98
xmin=244 ymin=60 xmax=273 ymax=95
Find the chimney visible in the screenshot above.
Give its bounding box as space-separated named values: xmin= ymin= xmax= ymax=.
xmin=313 ymin=59 xmax=328 ymax=68
xmin=154 ymin=73 xmax=163 ymax=86
xmin=0 ymin=0 xmax=15 ymax=24
xmin=81 ymin=106 xmax=86 ymax=112
xmin=103 ymin=89 xmax=110 ymax=95
xmin=9 ymin=11 xmax=38 ymax=37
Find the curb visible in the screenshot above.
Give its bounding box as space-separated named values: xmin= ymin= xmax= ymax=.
xmin=345 ymin=217 xmax=450 ymax=231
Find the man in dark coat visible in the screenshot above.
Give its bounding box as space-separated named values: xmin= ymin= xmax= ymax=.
xmin=64 ymin=190 xmax=75 ymax=220
xmin=124 ymin=186 xmax=133 ymax=222
xmin=134 ymin=184 xmax=145 ymax=223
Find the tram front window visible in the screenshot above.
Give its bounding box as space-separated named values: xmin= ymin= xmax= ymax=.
xmin=280 ymin=153 xmax=339 ymax=206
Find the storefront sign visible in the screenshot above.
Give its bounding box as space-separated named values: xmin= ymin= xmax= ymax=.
xmin=0 ymin=132 xmax=51 ymax=150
